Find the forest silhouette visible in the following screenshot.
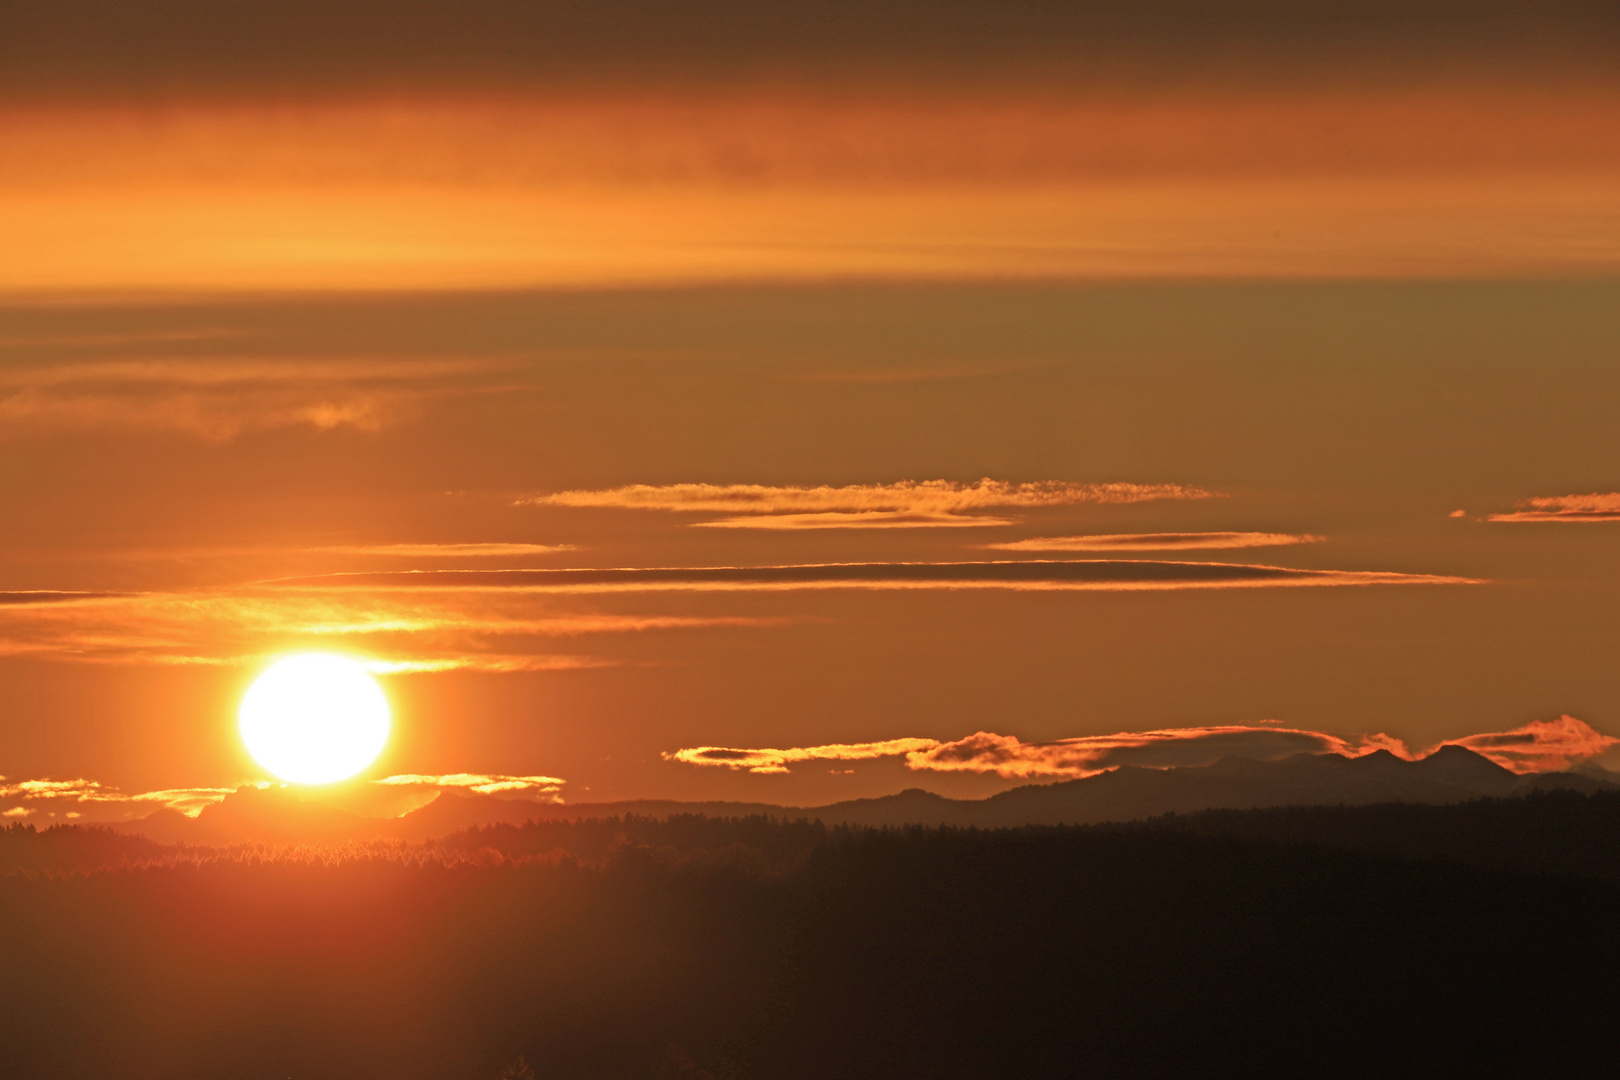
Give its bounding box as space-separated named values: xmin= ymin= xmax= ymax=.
xmin=3 ymin=792 xmax=1617 ymax=1079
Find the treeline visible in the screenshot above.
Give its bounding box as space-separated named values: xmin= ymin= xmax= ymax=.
xmin=2 ymin=799 xmax=1617 ymax=1078
xmin=1119 ymin=786 xmax=1620 ymax=880
xmin=0 ymin=813 xmax=831 ymax=877
xmin=9 ymin=790 xmax=1620 ymax=880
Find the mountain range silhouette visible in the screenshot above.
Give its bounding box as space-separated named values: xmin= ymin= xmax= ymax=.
xmin=124 ymin=746 xmax=1619 ymax=845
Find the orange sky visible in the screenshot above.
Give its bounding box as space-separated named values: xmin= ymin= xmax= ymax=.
xmin=4 ymin=88 xmax=1620 ymax=291
xmin=2 ymin=0 xmax=1620 ymax=821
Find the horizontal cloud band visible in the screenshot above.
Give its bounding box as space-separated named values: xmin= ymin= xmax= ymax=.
xmin=693 ymin=511 xmax=1018 ymax=529
xmin=526 ymin=479 xmax=1215 ymax=514
xmin=986 ymin=532 xmax=1323 ymax=552
xmin=669 ymin=716 xmax=1617 ymax=779
xmin=525 ymin=479 xmax=1216 ymax=528
xmin=1486 ymin=492 xmax=1620 ymax=523
xmin=0 ymin=772 xmax=566 ymax=821
xmin=283 ymin=560 xmax=1477 ymax=592
xmin=0 ymin=591 xmax=133 ymax=606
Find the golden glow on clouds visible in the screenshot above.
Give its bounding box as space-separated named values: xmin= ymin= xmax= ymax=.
xmin=239 ymin=654 xmax=392 ymax=784
xmin=313 ymin=543 xmax=575 ymax=558
xmin=0 ymin=356 xmax=513 ymax=439
xmin=0 ymin=557 xmax=1474 ymax=673
xmin=529 ymin=479 xmax=1216 ymax=528
xmin=6 ymin=717 xmax=1609 ymax=824
xmin=0 ymin=586 xmax=792 ymax=670
xmin=1442 ymin=716 xmax=1620 ymax=772
xmin=0 ymin=771 xmax=563 ymax=821
xmin=1486 ymin=493 xmax=1620 ymax=522
xmin=375 ymin=773 xmax=563 ymax=795
xmin=0 ymin=775 xmax=235 ymax=817
xmin=694 ymin=511 xmax=1019 ymax=529
xmin=670 ymin=715 xmax=1619 ymax=779
xmin=986 ymin=532 xmax=1323 ymax=552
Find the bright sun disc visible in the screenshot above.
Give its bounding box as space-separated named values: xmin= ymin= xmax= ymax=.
xmin=239 ymin=654 xmax=390 ymax=784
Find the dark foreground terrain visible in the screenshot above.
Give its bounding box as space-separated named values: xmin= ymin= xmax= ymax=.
xmin=4 ymin=791 xmax=1619 ymax=1080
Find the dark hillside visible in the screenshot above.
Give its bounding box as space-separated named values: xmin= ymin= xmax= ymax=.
xmin=3 ymin=802 xmax=1618 ymax=1079
xmin=1119 ymin=787 xmax=1620 ymax=880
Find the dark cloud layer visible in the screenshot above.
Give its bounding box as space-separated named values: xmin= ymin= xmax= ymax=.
xmin=0 ymin=591 xmax=130 ymax=606
xmin=3 ymin=0 xmax=1615 ymax=100
xmin=279 ymin=560 xmax=1473 ymax=592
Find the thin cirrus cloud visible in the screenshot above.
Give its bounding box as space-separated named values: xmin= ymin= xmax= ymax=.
xmin=0 ymin=772 xmax=566 ymax=821
xmin=0 ymin=357 xmax=518 ymax=439
xmin=374 ymin=773 xmax=564 ymax=797
xmin=0 ymin=776 xmax=236 ymax=818
xmin=695 ymin=511 xmax=1019 ymax=530
xmin=1443 ymin=715 xmax=1620 ymax=772
xmin=72 ymin=542 xmax=576 ymax=564
xmin=287 ymin=560 xmax=1479 ymax=594
xmin=986 ymin=531 xmax=1324 ymax=552
xmin=524 ymin=479 xmax=1217 ymax=529
xmin=0 ymin=557 xmax=1477 ymax=670
xmin=1485 ymin=493 xmax=1620 ymax=522
xmin=0 ymin=587 xmax=788 ymax=671
xmin=669 ymin=716 xmax=1618 ymax=779
xmin=313 ymin=543 xmax=576 ymax=558
xmin=0 ymin=590 xmax=132 ymax=605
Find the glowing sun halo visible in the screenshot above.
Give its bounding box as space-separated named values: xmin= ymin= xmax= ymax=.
xmin=239 ymin=654 xmax=391 ymax=784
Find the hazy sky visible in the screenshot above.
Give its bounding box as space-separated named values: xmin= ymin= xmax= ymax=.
xmin=2 ymin=1 xmax=1618 ymax=820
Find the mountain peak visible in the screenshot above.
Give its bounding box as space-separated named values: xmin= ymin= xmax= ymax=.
xmin=1412 ymin=744 xmax=1520 ymax=792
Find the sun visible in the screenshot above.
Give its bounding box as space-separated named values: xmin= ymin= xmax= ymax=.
xmin=239 ymin=653 xmax=391 ymax=784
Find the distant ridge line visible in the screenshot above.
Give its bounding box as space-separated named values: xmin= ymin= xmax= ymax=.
xmin=116 ymin=748 xmax=1620 ymax=845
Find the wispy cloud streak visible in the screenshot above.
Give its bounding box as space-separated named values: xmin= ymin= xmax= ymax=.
xmin=285 ymin=560 xmax=1478 ymax=593
xmin=1442 ymin=716 xmax=1619 ymax=773
xmin=670 ymin=726 xmax=1397 ymax=778
xmin=375 ymin=773 xmax=564 ymax=796
xmin=694 ymin=511 xmax=1017 ymax=529
xmin=986 ymin=532 xmax=1323 ymax=552
xmin=0 ymin=772 xmax=571 ymax=822
xmin=0 ymin=776 xmax=235 ymax=817
xmin=0 ymin=590 xmax=131 ymax=605
xmin=667 ymin=738 xmax=940 ymax=775
xmin=0 ymin=357 xmax=518 ymax=439
xmin=1486 ymin=493 xmax=1620 ymax=522
xmin=669 ymin=716 xmax=1616 ymax=779
xmin=525 ymin=479 xmax=1216 ymax=528
xmin=313 ymin=543 xmax=575 ymax=558
xmin=0 ymin=588 xmax=784 ymax=670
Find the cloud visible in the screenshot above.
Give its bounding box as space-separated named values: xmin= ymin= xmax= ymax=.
xmin=375 ymin=773 xmax=564 ymax=796
xmin=1486 ymin=493 xmax=1620 ymax=522
xmin=0 ymin=772 xmax=571 ymax=823
xmin=361 ymin=655 xmax=620 ymax=674
xmin=668 ymin=738 xmax=940 ymax=775
xmin=669 ymin=726 xmax=1394 ymax=778
xmin=0 ymin=776 xmax=236 ymax=817
xmin=0 ymin=357 xmax=517 ymax=440
xmin=313 ymin=543 xmax=575 ymax=558
xmin=1441 ymin=715 xmax=1619 ymax=773
xmin=668 ymin=716 xmax=1617 ymax=779
xmin=287 ymin=560 xmax=1479 ymax=593
xmin=694 ymin=511 xmax=1018 ymax=529
xmin=525 ymin=479 xmax=1216 ymax=528
xmin=0 ymin=560 xmax=1473 ymax=673
xmin=985 ymin=532 xmax=1323 ymax=552
xmin=908 ymin=727 xmax=1398 ymax=778
xmin=81 ymin=542 xmax=575 ymax=564
xmin=0 ymin=590 xmax=131 ymax=606
xmin=0 ymin=586 xmax=787 ymax=670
